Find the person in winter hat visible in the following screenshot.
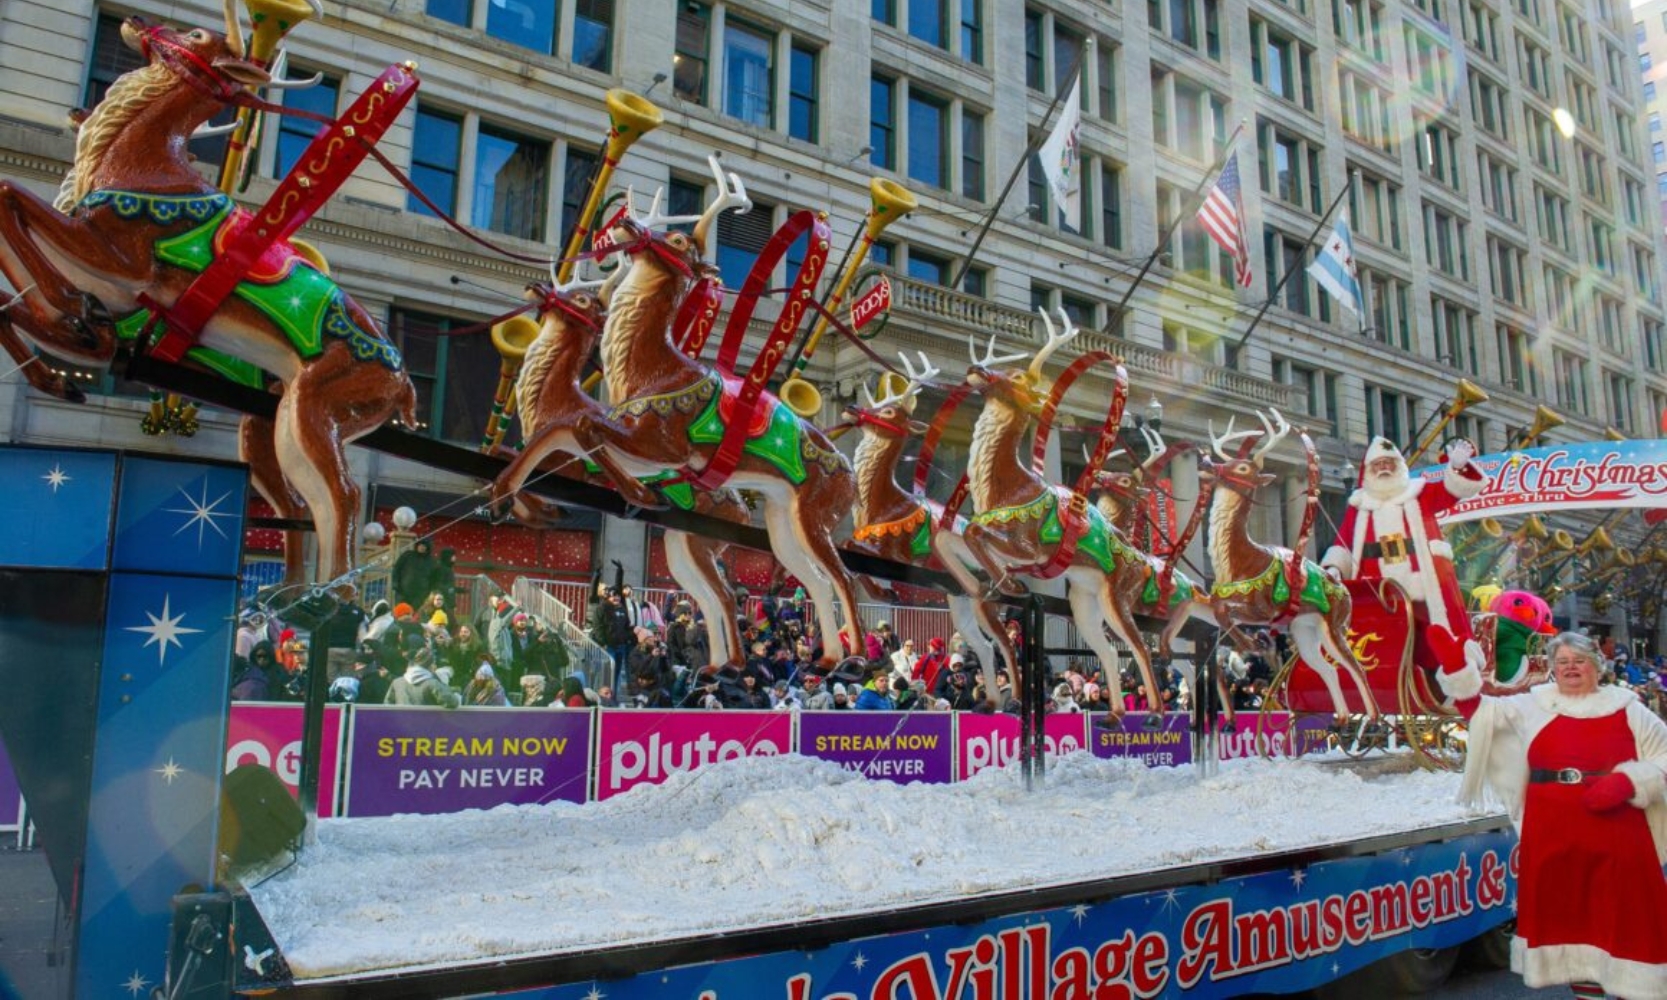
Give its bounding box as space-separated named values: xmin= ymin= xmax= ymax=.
xmin=1322 ymin=435 xmax=1487 ymax=674
xmin=465 ymin=662 xmax=509 ymax=706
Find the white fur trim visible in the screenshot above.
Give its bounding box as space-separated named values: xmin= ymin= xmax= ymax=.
xmin=1529 ymin=683 xmax=1636 ymax=719
xmin=1443 ymin=461 xmax=1487 ymax=500
xmin=1615 ymin=759 xmax=1666 ymax=809
xmin=1320 ymin=544 xmax=1354 ymax=578
xmin=1349 ymin=477 xmax=1424 ymax=512
xmin=1437 ymin=662 xmax=1484 ymax=700
xmin=1513 ymin=937 xmax=1667 ymax=996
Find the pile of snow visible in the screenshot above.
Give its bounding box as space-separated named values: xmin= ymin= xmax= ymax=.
xmin=253 ymin=753 xmax=1488 ymax=979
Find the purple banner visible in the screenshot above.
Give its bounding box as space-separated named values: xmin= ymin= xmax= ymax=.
xmin=345 ymin=707 xmax=592 ymax=816
xmin=0 ymin=737 xmax=19 ymax=829
xmin=1089 ymin=712 xmax=1193 ymax=766
xmin=797 ymin=712 xmax=953 ymax=784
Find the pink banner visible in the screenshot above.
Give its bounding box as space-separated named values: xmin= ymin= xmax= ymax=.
xmin=595 ymin=710 xmax=793 ymax=800
xmin=1216 ymin=712 xmax=1295 ymax=760
xmin=956 ymin=713 xmax=1091 ymax=780
xmin=225 ymin=703 xmax=344 ymax=818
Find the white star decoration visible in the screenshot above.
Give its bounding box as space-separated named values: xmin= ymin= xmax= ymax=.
xmin=43 ymin=463 xmax=71 ymax=492
xmin=852 ymin=951 xmax=869 ymax=971
xmin=1070 ymin=903 xmax=1091 ymax=926
xmin=582 ymin=987 xmax=605 ymax=1000
xmin=122 ymin=970 xmax=149 ymax=996
xmin=244 ymin=945 xmax=275 ymax=975
xmin=165 ymin=481 xmax=236 ymax=550
xmin=126 ymin=595 xmax=204 ymax=667
xmin=155 ymin=759 xmax=183 ymax=785
xmin=1289 ymin=868 xmax=1307 ymax=889
xmin=1159 ymin=888 xmax=1183 ymax=914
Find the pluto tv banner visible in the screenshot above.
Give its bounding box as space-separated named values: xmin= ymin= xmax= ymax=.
xmin=508 ymin=829 xmax=1519 ymax=999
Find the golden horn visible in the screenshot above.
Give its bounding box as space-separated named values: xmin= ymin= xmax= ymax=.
xmin=491 ymin=314 xmax=540 ymax=362
xmin=1593 ymin=593 xmax=1612 ymax=614
xmin=1514 ymin=514 xmax=1550 ymax=542
xmin=1577 ymin=526 xmax=1615 ymax=556
xmin=1550 ymin=529 xmax=1575 ymax=552
xmin=245 ymin=0 xmax=319 ymax=64
xmin=780 ymin=177 xmax=919 ymax=418
xmin=1512 ymin=405 xmax=1565 ymax=449
xmin=877 ymin=370 xmax=911 ymax=404
xmin=1542 ymin=583 xmax=1566 ymax=603
xmin=1407 ymin=378 xmax=1491 ymax=465
xmin=1603 ymin=426 xmax=1627 ymax=441
xmin=777 ymin=378 xmax=825 ymax=421
xmin=1479 ymin=517 xmax=1503 ymax=538
xmin=479 ymin=315 xmax=542 ymax=452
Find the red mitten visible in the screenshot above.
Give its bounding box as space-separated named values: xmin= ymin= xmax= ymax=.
xmin=1583 ymin=773 xmax=1635 ymax=812
xmin=1427 ymin=625 xmax=1466 ymax=675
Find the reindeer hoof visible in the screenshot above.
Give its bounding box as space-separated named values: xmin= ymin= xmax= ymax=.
xmin=1140 ymin=714 xmax=1163 ymax=732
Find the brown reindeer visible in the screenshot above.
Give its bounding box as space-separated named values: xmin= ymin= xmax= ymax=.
xmin=1201 ymin=410 xmax=1379 ymax=726
xmin=956 ymin=311 xmax=1169 ymax=715
xmin=567 ymin=164 xmax=864 ymax=662
xmin=843 ymin=352 xmax=1015 ymax=698
xmin=488 ymin=270 xmax=748 ymax=667
xmin=0 ymin=6 xmax=415 ymax=585
xmin=1085 ymin=430 xmax=1231 ymax=718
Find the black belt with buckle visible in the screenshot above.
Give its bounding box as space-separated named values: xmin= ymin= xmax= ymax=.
xmin=1528 ymin=768 xmax=1609 ymax=784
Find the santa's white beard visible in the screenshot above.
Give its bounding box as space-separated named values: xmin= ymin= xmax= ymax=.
xmin=1364 ymin=465 xmax=1410 ymax=499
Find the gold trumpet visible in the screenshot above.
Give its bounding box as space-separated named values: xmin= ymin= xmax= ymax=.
xmin=482 ymin=89 xmax=662 ymax=451
xmin=1513 ymin=514 xmax=1551 ymax=543
xmin=217 ymin=0 xmax=322 ymax=192
xmin=479 ymin=315 xmax=541 ymax=451
xmin=1508 ymin=405 xmax=1565 ymax=449
xmin=1576 ymin=526 xmax=1615 ymax=558
xmin=1407 ymin=378 xmax=1490 ymax=465
xmin=779 ymin=176 xmax=918 ymax=419
xmin=1451 ymin=516 xmax=1504 ymax=559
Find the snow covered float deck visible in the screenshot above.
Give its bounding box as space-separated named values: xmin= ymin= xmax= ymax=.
xmin=240 ymin=753 xmax=1517 ymax=998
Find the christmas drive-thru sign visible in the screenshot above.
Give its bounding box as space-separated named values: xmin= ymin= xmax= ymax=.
xmin=1422 ymin=439 xmax=1667 ymax=522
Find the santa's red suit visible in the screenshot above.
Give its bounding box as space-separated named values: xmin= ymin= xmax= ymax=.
xmin=1437 ymin=663 xmax=1667 ymax=997
xmin=1322 ymin=437 xmax=1486 ymax=670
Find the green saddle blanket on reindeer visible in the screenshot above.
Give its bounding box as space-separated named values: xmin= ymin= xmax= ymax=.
xmin=86 ymin=190 xmax=401 ymax=385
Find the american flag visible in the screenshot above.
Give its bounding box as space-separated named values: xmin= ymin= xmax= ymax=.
xmin=1196 ymin=152 xmax=1253 ymax=288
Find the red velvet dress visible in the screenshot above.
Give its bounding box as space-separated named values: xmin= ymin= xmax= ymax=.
xmin=1518 ymin=710 xmax=1667 ymax=965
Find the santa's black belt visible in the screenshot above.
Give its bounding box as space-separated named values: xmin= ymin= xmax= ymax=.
xmin=1528 ymin=768 xmax=1610 ymax=784
xmin=1358 ymin=540 xmax=1408 ymax=560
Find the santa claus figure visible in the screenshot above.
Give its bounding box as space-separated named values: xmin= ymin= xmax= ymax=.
xmin=1321 ymin=436 xmax=1487 ymax=673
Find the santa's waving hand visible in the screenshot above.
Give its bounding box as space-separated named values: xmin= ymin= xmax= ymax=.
xmin=1321 ymin=435 xmax=1487 ymax=673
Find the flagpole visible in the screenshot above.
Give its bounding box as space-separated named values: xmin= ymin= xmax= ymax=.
xmin=1104 ymin=121 xmax=1247 ymax=338
xmin=1231 ymin=176 xmax=1354 ymax=351
xmin=1350 ymin=170 xmax=1368 ymax=338
xmin=949 ymin=49 xmax=1085 ymax=290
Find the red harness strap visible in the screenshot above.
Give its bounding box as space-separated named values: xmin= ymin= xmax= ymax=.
xmin=674 ymin=274 xmax=724 ymax=358
xmin=1025 ymin=487 xmax=1094 ymax=581
xmin=679 ymin=211 xmax=831 ymax=491
xmin=144 ymin=63 xmax=418 ymax=363
xmin=913 ymin=381 xmax=976 ymax=531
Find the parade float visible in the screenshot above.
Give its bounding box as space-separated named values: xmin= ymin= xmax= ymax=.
xmin=5 ymin=3 xmax=1666 ymax=997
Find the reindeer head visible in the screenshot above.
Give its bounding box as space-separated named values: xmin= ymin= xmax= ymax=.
xmin=964 ymin=308 xmax=1077 ymax=415
xmin=608 ymin=154 xmax=750 ymax=278
xmin=1086 ymin=422 xmax=1169 ymax=501
xmin=842 ymin=352 xmax=937 ymax=437
xmin=119 ymin=1 xmax=276 ymax=105
xmin=1200 ymin=409 xmax=1290 ymax=495
xmin=525 ymin=269 xmax=611 ymax=336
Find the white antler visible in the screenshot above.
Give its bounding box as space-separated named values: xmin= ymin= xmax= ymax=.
xmin=191 ymin=120 xmax=243 ymax=139
xmin=1251 ymin=409 xmax=1291 ymax=466
xmin=889 ymin=351 xmax=940 ymax=413
xmin=263 ymin=50 xmax=324 ymax=89
xmin=222 ymin=0 xmax=246 ymax=58
xmin=692 ymin=154 xmax=752 ymax=254
xmin=1028 ymin=308 xmax=1078 ymax=382
xmin=1137 ymin=423 xmax=1168 ymax=472
xmin=968 ymin=332 xmax=1029 ymax=369
xmin=1208 ymin=416 xmax=1260 ymax=461
xmin=629 ymin=185 xmax=700 ymax=233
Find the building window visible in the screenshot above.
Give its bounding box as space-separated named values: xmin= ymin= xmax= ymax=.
xmin=1422 ymin=203 xmax=1469 ymax=279
xmin=1418 ymin=117 xmax=1463 ymax=190
xmin=1060 ymin=292 xmax=1098 ymax=327
xmin=1468 ymin=72 xmax=1509 ymax=140
xmin=962 ymin=110 xmax=986 ymax=200
xmin=722 ymin=20 xmax=773 ymax=128
xmin=1544 ymin=264 xmax=1579 ymax=331
xmin=1477 ymin=151 xmax=1518 ymax=223
xmin=390 ymin=308 xmax=500 ymax=443
xmin=1096 ymin=41 xmax=1118 ymax=123
xmin=1633 ymin=244 xmax=1660 ymax=303
xmin=1149 ymin=0 xmax=1221 ymax=59
xmin=1349 ymin=169 xmax=1403 ymax=250
xmin=961 ymin=0 xmax=984 ymax=64
xmin=1431 ymin=296 xmax=1480 ymax=374
xmin=1256 ymin=120 xmax=1323 ymax=213
xmin=1465 ymin=0 xmax=1501 ymax=63
xmin=1164 ymin=321 xmax=1233 ymax=367
xmin=573 ymin=0 xmax=614 ymax=71
xmin=674 ymin=4 xmax=711 ymax=103
xmin=910 ymin=0 xmax=946 ymax=48
xmin=1152 ymin=68 xmax=1229 ymax=162
xmin=1339 ymin=71 xmax=1395 ymax=156
xmin=1488 ymin=237 xmax=1528 ymax=306
xmin=1588 ymin=217 xmax=1615 ymax=275
xmin=787 ymin=44 xmax=819 ymax=143
xmin=1596 ymin=295 xmax=1623 ymax=354
xmin=1024 ymin=8 xmax=1045 ymax=90
xmin=486 ymin=0 xmax=555 ymax=54
xmin=1404 ymin=24 xmax=1456 ymax=102
xmin=1518 ymin=34 xmax=1551 ymax=98
xmin=873 ymin=0 xmax=896 ymax=24
xmin=1159 ymin=182 xmax=1233 ymax=285
xmin=472 ymin=124 xmax=548 ymax=241
xmin=1361 ymin=266 xmax=1411 ymax=349
xmin=1646 ymin=81 xmax=1658 ymax=102
xmin=1498 ymin=324 xmax=1538 ymax=394
xmin=1607 ymin=373 xmax=1635 ymax=429
xmin=1264 ymin=227 xmax=1328 ymax=318
xmin=1553 ymin=349 xmax=1589 ymax=415
xmin=1526 ymin=109 xmax=1562 ymax=172
xmin=426 ymin=0 xmax=471 ymax=28
xmin=1577 ymin=143 xmax=1608 ymax=205
xmin=1100 ymin=165 xmax=1123 ymax=251
xmin=906 ymin=247 xmax=954 ymax=285
xmin=560 ymin=147 xmax=597 ymax=249
xmin=1365 ymin=384 xmax=1413 ymax=444
xmin=409 ymin=105 xmax=463 ymax=219
xmin=1643 ymin=319 xmax=1667 ymax=371
xmin=1273 ymin=357 xmax=1338 ymax=423
xmin=84 ymin=14 xmax=146 ymax=108
xmin=274 ymin=73 xmax=341 ymax=178
xmin=716 ymin=198 xmax=776 ymax=287
xmin=1333 ymin=0 xmax=1386 ymax=61
xmin=1250 ymin=18 xmax=1316 ymax=110
xmin=907 ymin=90 xmax=949 ymax=189
xmin=871 ymin=75 xmax=896 ymax=170
xmin=1535 ymin=185 xmax=1572 ymax=254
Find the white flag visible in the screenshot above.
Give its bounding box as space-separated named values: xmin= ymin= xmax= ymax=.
xmin=1036 ymin=75 xmax=1083 ymax=232
xmin=1306 ymin=211 xmax=1362 ymax=315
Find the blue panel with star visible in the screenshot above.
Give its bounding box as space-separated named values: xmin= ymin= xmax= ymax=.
xmin=0 ymin=446 xmax=116 ymax=570
xmin=113 ymin=456 xmax=248 ymax=579
xmin=77 ymin=571 xmax=237 ymax=999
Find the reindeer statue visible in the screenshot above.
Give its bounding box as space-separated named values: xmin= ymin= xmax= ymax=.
xmin=955 ymin=311 xmax=1170 ymax=717
xmin=1201 ymin=410 xmax=1379 ymax=728
xmin=843 ymin=352 xmax=1014 ymax=699
xmin=488 ymin=270 xmax=749 ymax=668
xmin=0 ymin=4 xmax=415 ymax=585
xmin=566 ymin=164 xmax=864 ymax=662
